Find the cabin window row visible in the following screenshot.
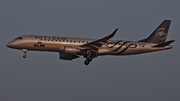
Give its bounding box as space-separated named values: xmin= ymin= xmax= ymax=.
xmin=34 ymin=36 xmax=88 ymax=43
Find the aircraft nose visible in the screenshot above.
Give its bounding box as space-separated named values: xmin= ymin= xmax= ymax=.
xmin=6 ymin=42 xmax=14 ymax=48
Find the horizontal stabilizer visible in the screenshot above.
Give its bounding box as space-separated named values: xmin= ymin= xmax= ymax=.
xmin=153 ymin=40 xmax=175 ymax=47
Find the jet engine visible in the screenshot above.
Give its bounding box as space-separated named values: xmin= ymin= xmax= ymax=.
xmin=59 ymin=53 xmax=79 ymax=60
xmin=61 ymin=46 xmax=80 ymax=54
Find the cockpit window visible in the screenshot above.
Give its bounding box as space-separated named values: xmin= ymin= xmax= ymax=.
xmin=15 ymin=37 xmax=22 ymax=40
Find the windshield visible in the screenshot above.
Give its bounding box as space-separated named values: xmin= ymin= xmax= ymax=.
xmin=15 ymin=37 xmax=22 ymax=40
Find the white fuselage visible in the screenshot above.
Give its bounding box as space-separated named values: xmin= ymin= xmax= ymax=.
xmin=7 ymin=35 xmax=172 ymax=56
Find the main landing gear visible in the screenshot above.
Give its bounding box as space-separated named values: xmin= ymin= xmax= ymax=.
xmin=22 ymin=49 xmax=27 ymax=58
xmin=84 ymin=50 xmax=94 ymax=65
xmin=84 ymin=56 xmax=93 ymax=65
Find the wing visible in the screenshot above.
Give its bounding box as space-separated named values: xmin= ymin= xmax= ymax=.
xmin=79 ymin=28 xmax=118 ymax=53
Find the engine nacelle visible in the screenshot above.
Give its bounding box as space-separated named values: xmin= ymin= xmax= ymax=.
xmin=61 ymin=46 xmax=80 ymax=54
xmin=59 ymin=53 xmax=79 ymax=60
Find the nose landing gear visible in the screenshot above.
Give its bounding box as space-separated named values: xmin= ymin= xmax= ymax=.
xmin=22 ymin=49 xmax=27 ymax=58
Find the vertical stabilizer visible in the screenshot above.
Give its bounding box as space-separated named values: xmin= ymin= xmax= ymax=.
xmin=139 ymin=20 xmax=171 ymax=43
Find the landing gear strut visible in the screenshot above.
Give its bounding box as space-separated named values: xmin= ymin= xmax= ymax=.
xmin=22 ymin=49 xmax=27 ymax=58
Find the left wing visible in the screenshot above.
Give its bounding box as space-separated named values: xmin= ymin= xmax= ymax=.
xmin=79 ymin=28 xmax=118 ymax=53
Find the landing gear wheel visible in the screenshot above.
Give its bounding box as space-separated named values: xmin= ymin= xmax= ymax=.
xmin=23 ymin=55 xmax=26 ymax=58
xmin=84 ymin=60 xmax=89 ymax=65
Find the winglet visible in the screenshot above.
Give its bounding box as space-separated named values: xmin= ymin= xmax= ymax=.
xmin=108 ymin=28 xmax=118 ymax=38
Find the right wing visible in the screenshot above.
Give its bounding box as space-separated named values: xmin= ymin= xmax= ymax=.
xmin=79 ymin=28 xmax=118 ymax=53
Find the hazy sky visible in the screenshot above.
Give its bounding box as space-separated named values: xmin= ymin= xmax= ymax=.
xmin=1 ymin=0 xmax=180 ymax=101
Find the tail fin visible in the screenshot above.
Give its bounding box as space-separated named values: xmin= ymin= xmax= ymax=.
xmin=139 ymin=20 xmax=171 ymax=43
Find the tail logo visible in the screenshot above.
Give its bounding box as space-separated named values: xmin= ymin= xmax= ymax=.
xmin=155 ymin=28 xmax=167 ymax=40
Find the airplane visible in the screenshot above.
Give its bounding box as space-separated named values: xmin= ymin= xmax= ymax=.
xmin=7 ymin=20 xmax=175 ymax=65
